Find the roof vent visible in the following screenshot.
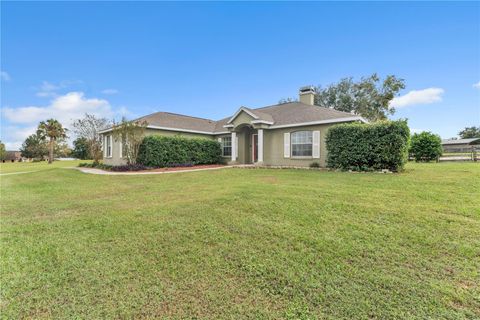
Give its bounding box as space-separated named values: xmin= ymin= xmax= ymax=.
xmin=299 ymin=86 xmax=315 ymax=105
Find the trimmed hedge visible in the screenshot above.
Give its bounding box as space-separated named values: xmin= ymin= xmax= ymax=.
xmin=137 ymin=135 xmax=222 ymax=168
xmin=325 ymin=120 xmax=410 ymax=172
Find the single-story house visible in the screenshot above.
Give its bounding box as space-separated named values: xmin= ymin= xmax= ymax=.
xmin=441 ymin=138 xmax=480 ymax=153
xmin=3 ymin=151 xmax=28 ymax=163
xmin=99 ymin=87 xmax=366 ymax=167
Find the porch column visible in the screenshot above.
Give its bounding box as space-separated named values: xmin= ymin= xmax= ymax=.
xmin=231 ymin=131 xmax=236 ymax=162
xmin=258 ymin=129 xmax=263 ymax=163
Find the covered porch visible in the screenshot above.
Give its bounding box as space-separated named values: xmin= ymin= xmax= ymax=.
xmin=228 ymin=124 xmax=264 ymax=165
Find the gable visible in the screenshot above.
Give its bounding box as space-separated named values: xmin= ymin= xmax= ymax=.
xmin=230 ymin=110 xmax=256 ymax=127
xmin=227 ymin=107 xmax=258 ymax=123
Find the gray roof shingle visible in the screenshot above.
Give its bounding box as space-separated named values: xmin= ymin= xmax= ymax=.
xmin=251 ymin=102 xmax=357 ymax=127
xmin=136 ymin=112 xmax=217 ymax=133
xmin=124 ymin=102 xmax=361 ymax=134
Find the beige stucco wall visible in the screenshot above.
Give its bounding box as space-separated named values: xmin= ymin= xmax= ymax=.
xmin=103 ymin=129 xmax=214 ymax=166
xmin=231 ymin=112 xmax=254 ymax=129
xmin=102 ymin=122 xmax=339 ymax=167
xmin=263 ymin=124 xmax=334 ymax=167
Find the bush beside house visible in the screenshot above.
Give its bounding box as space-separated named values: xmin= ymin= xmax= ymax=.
xmin=409 ymin=132 xmax=442 ymax=162
xmin=325 ymin=120 xmax=410 ymax=172
xmin=137 ymin=135 xmax=222 ymax=168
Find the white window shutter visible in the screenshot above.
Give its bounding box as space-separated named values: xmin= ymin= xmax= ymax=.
xmin=103 ymin=135 xmax=107 ymax=157
xmin=313 ymin=131 xmax=320 ymax=158
xmin=284 ymin=132 xmax=290 ymax=158
xmin=235 ymin=137 xmax=239 ymax=159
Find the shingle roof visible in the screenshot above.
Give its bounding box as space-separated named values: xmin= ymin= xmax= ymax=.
xmin=251 ymin=102 xmax=357 ymax=127
xmin=106 ymin=102 xmax=362 ymax=135
xmin=243 ymin=107 xmax=274 ymax=123
xmin=441 ymin=138 xmax=480 ymax=145
xmin=136 ymin=112 xmax=218 ymax=133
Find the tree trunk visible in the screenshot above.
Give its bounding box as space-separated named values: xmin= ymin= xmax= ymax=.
xmin=93 ymin=143 xmax=101 ymax=164
xmin=48 ymin=138 xmax=54 ymax=164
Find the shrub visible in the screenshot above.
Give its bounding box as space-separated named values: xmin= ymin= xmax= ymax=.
xmin=137 ymin=135 xmax=222 ymax=168
xmin=325 ymin=120 xmax=410 ymax=172
xmin=409 ymin=131 xmax=442 ymax=162
xmin=310 ymin=162 xmax=320 ymax=168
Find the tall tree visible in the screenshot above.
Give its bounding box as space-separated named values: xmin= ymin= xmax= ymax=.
xmin=72 ymin=114 xmax=109 ymax=164
xmin=37 ymin=119 xmax=68 ymax=164
xmin=54 ymin=139 xmax=72 ymax=158
xmin=458 ymin=126 xmax=480 ymax=139
xmin=111 ymin=117 xmax=148 ymax=165
xmin=71 ymin=137 xmax=91 ymax=160
xmin=0 ymin=140 xmax=6 ymax=161
xmin=314 ymin=74 xmax=405 ymax=122
xmin=20 ymin=134 xmax=48 ymax=159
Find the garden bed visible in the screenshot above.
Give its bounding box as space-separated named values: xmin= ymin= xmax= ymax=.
xmin=139 ymin=164 xmax=225 ymax=172
xmin=78 ymin=162 xmax=226 ymax=173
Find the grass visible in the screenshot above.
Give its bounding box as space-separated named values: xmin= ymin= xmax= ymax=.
xmin=0 ymin=160 xmax=90 ymax=174
xmin=1 ymin=162 xmax=479 ymax=319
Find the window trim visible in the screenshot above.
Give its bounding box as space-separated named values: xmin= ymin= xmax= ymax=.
xmin=105 ymin=135 xmax=112 ymax=158
xmin=290 ymin=130 xmax=313 ymax=158
xmin=221 ymin=136 xmax=232 ymax=157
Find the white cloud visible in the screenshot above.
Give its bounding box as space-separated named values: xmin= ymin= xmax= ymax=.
xmin=3 ymin=92 xmax=114 ymax=125
xmin=473 ymin=81 xmax=480 ymax=89
xmin=4 ymin=142 xmax=22 ymax=150
xmin=36 ymin=81 xmax=62 ymax=97
xmin=101 ymin=89 xmax=119 ymax=95
xmin=1 ymin=92 xmax=125 ymax=149
xmin=390 ymin=88 xmax=444 ymax=108
xmin=1 ymin=126 xmax=38 ymax=150
xmin=2 ymin=87 xmax=128 ymax=150
xmin=1 ymin=71 xmax=11 ymax=81
xmin=35 ymin=80 xmax=83 ymax=97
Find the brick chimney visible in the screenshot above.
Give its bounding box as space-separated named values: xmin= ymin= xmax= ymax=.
xmin=299 ymin=86 xmax=315 ymax=105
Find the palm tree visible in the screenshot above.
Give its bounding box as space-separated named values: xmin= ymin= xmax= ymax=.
xmin=37 ymin=119 xmax=68 ymax=164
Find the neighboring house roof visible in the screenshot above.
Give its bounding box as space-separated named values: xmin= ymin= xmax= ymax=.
xmin=99 ymin=101 xmax=366 ymax=135
xmin=5 ymin=151 xmax=22 ymax=160
xmin=442 ymin=138 xmax=480 ymax=145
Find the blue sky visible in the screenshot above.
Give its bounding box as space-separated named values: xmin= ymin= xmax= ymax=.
xmin=1 ymin=1 xmax=479 ymax=149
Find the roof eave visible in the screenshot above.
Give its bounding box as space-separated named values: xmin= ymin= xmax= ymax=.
xmin=269 ymin=116 xmax=366 ymax=129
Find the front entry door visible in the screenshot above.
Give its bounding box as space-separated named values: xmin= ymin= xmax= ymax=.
xmin=252 ymin=134 xmax=258 ymax=163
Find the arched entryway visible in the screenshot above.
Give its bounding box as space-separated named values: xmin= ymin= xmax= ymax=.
xmin=234 ymin=124 xmax=255 ymax=164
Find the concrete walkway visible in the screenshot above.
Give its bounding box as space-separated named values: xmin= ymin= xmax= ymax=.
xmin=73 ymin=166 xmax=234 ymax=175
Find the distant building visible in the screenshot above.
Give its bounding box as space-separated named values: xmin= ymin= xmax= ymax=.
xmin=441 ymin=138 xmax=480 ymax=153
xmin=3 ymin=151 xmax=31 ymax=162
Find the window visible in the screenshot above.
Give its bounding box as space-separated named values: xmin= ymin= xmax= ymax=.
xmin=291 ymin=131 xmax=313 ymax=157
xmin=106 ymin=135 xmax=112 ymax=158
xmin=221 ymin=136 xmax=232 ymax=157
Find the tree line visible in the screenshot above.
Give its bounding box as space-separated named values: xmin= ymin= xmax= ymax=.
xmin=6 ymin=74 xmax=479 ymax=163
xmin=15 ymin=114 xmax=147 ymax=165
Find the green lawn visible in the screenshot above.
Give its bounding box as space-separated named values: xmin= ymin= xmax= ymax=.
xmin=0 ymin=160 xmax=90 ymax=174
xmin=1 ymin=163 xmax=479 ymax=319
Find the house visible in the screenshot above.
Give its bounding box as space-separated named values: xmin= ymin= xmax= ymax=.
xmin=3 ymin=151 xmax=24 ymax=162
xmin=441 ymin=138 xmax=480 ymax=153
xmin=99 ymin=87 xmax=366 ymax=167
